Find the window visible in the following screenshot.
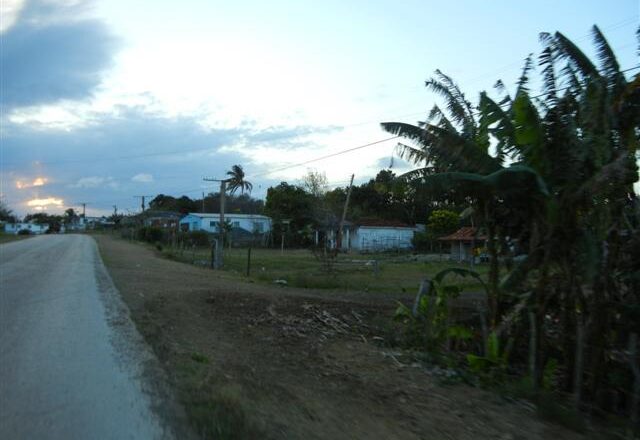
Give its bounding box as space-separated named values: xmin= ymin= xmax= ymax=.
xmin=233 ymin=221 xmax=240 ymax=228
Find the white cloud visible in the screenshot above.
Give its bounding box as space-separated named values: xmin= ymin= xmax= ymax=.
xmin=70 ymin=176 xmax=118 ymax=189
xmin=0 ymin=0 xmax=25 ymax=33
xmin=131 ymin=173 xmax=153 ymax=183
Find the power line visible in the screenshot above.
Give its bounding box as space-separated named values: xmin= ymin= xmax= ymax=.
xmin=248 ymin=136 xmax=400 ymax=179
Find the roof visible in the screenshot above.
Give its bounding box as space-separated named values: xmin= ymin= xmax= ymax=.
xmin=438 ymin=227 xmax=487 ymax=242
xmin=356 ymin=218 xmax=414 ymax=228
xmin=143 ymin=211 xmax=183 ymax=218
xmin=182 ymin=213 xmax=271 ymax=220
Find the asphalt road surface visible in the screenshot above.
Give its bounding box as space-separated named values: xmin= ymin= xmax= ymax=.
xmin=0 ymin=235 xmax=181 ymax=439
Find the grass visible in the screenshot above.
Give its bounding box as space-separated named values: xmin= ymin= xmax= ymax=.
xmin=175 ymin=354 xmax=262 ymax=439
xmin=160 ymin=244 xmax=489 ymax=296
xmin=0 ymin=232 xmax=32 ymax=244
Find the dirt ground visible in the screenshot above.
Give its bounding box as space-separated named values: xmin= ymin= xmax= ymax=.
xmin=95 ymin=234 xmax=598 ymax=440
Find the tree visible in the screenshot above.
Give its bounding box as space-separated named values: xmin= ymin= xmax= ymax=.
xmin=384 ymin=24 xmax=640 ymax=415
xmin=0 ymin=200 xmax=16 ymax=222
xmin=265 ymin=182 xmax=315 ymax=247
xmin=300 ymin=170 xmax=328 ymax=198
xmin=226 ymin=164 xmax=253 ymax=195
xmin=427 ymin=209 xmax=459 ymax=237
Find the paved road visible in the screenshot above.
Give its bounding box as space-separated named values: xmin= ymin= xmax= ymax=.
xmin=0 ymin=235 xmax=178 ymax=439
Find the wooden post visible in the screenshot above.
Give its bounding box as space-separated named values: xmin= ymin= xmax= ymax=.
xmin=215 ymin=181 xmax=226 ymax=269
xmin=246 ymin=247 xmax=252 ymax=277
xmin=337 ymin=174 xmax=355 ymax=251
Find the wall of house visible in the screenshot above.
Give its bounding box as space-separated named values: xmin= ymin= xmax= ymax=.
xmin=449 ymin=242 xmax=473 ymax=262
xmin=179 ymin=215 xmax=271 ymax=234
xmin=4 ymin=223 xmax=47 ymax=234
xmin=352 ymin=227 xmax=415 ymax=251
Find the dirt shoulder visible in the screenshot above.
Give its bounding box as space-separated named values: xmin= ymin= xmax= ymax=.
xmin=95 ymin=234 xmax=592 ymax=440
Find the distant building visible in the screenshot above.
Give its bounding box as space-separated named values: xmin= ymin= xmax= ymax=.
xmin=66 ymin=216 xmax=114 ymax=231
xmin=322 ymin=218 xmax=417 ymax=252
xmin=438 ymin=227 xmax=487 ymax=262
xmin=142 ymin=211 xmax=183 ymax=229
xmin=179 ymin=213 xmax=272 ymax=235
xmin=4 ymin=222 xmax=48 ymax=235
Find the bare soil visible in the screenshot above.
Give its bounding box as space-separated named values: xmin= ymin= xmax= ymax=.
xmin=95 ymin=234 xmax=596 ymax=440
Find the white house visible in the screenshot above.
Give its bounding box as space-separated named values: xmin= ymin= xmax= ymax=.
xmin=179 ymin=213 xmax=272 ymax=234
xmin=323 ymin=219 xmax=416 ymax=252
xmin=438 ymin=227 xmax=487 ymax=262
xmin=4 ymin=222 xmax=48 ymax=235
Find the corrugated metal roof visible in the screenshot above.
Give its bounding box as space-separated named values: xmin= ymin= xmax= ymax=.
xmin=438 ymin=227 xmax=487 ymax=242
xmin=356 ymin=218 xmax=414 ymax=228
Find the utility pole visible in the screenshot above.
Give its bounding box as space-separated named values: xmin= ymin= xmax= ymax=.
xmin=78 ymin=202 xmax=88 ymax=217
xmin=133 ymin=195 xmax=153 ymax=213
xmin=113 ymin=205 xmax=118 ymax=216
xmin=337 ymin=174 xmax=355 ymax=251
xmin=202 ymin=192 xmax=205 ymax=213
xmin=203 ymin=178 xmax=228 ymax=269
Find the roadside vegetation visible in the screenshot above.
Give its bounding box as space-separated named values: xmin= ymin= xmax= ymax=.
xmin=111 ymin=25 xmax=640 ymax=437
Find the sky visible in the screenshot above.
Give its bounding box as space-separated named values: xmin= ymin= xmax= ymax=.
xmin=1 ymin=0 xmax=638 ymax=217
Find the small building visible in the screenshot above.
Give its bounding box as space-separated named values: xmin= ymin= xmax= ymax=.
xmin=438 ymin=227 xmax=487 ymax=262
xmin=179 ymin=213 xmax=272 ymax=235
xmin=142 ymin=211 xmax=183 ymax=229
xmin=4 ymin=222 xmax=48 ymax=235
xmin=322 ymin=219 xmax=417 ymax=252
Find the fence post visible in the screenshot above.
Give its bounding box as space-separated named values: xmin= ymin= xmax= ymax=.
xmin=246 ymin=247 xmax=252 ymax=277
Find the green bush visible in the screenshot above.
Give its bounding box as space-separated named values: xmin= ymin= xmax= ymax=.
xmin=17 ymin=229 xmax=31 ymax=235
xmin=412 ymin=231 xmax=430 ymax=251
xmin=136 ymin=226 xmax=164 ymax=243
xmin=181 ymin=230 xmax=210 ymax=247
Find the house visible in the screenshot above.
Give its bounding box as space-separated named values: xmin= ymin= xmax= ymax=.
xmin=322 ymin=219 xmax=417 ymax=252
xmin=65 ymin=216 xmax=113 ymax=231
xmin=179 ymin=213 xmax=272 ymax=236
xmin=438 ymin=227 xmax=487 ymax=262
xmin=142 ymin=211 xmax=183 ymax=229
xmin=4 ymin=222 xmax=48 ymax=235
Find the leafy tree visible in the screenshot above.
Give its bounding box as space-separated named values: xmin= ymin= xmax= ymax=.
xmin=427 ymin=209 xmax=459 ymax=237
xmin=226 ymin=164 xmax=253 ymax=195
xmin=265 ymin=182 xmax=315 ymax=246
xmin=300 ymin=170 xmax=328 ymax=198
xmin=0 ymin=200 xmax=16 ymax=222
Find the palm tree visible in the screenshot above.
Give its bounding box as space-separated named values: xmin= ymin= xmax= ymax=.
xmin=226 ymin=164 xmax=253 ymax=195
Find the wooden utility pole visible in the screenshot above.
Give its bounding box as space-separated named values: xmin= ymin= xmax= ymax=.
xmin=203 ymin=178 xmax=227 ymax=269
xmin=337 ymin=174 xmax=355 ymax=250
xmin=77 ymin=202 xmax=88 ymax=217
xmin=133 ymin=195 xmax=153 ymax=212
xmin=202 ymin=192 xmax=206 ymax=213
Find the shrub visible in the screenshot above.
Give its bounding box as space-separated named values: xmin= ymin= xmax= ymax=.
xmin=412 ymin=231 xmax=430 ymax=251
xmin=136 ymin=226 xmax=164 ymax=243
xmin=182 ymin=230 xmax=210 ymax=247
xmin=17 ymin=229 xmax=31 ymax=235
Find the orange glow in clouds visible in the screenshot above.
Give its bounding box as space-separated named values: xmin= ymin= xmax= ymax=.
xmin=15 ymin=177 xmax=48 ymax=189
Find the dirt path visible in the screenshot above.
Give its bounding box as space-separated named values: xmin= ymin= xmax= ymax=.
xmin=96 ymin=234 xmax=593 ymax=439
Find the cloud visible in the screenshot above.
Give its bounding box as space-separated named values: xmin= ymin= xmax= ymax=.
xmin=27 ymin=197 xmax=63 ymax=208
xmin=1 ymin=107 xmax=337 ymax=214
xmin=0 ymin=0 xmax=118 ymax=109
xmin=15 ymin=176 xmax=47 ymax=188
xmin=132 ymin=173 xmax=153 ymax=183
xmin=70 ymin=176 xmax=117 ymax=189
